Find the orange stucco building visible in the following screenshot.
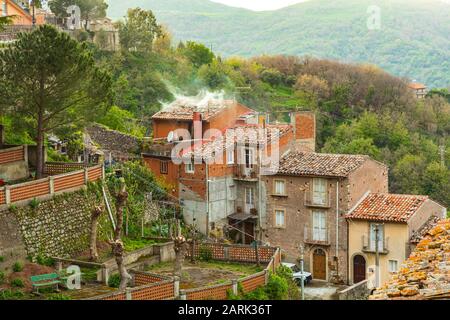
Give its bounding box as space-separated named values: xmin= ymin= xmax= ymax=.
xmin=0 ymin=0 xmax=46 ymax=25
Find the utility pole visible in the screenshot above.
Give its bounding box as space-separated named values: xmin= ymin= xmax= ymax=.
xmin=374 ymin=224 xmax=380 ymax=288
xmin=299 ymin=244 xmax=305 ymax=300
xmin=31 ymin=0 xmax=36 ymax=26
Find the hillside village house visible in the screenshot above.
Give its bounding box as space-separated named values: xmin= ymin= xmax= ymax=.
xmin=262 ymin=151 xmax=389 ymax=283
xmin=408 ymin=82 xmax=428 ymax=99
xmin=143 ymin=97 xmax=315 ymax=240
xmin=0 ymin=0 xmax=46 ymax=25
xmin=346 ymin=193 xmax=446 ymax=287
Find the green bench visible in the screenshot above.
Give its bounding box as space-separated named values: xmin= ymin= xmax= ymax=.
xmin=30 ymin=273 xmax=61 ymax=294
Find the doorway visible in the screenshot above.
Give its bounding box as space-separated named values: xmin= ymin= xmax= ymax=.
xmin=312 ymin=248 xmax=327 ymax=280
xmin=353 ymin=255 xmax=366 ymax=284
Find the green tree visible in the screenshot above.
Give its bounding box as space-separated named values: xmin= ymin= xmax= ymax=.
xmin=180 ymin=41 xmax=214 ymax=68
xmin=422 ymin=162 xmax=450 ymax=209
xmin=0 ymin=25 xmax=112 ymax=178
xmin=198 ymin=59 xmax=228 ymax=90
xmin=118 ymin=8 xmax=161 ymax=52
xmin=392 ymin=154 xmax=426 ymax=195
xmin=49 ymin=0 xmax=108 ymax=28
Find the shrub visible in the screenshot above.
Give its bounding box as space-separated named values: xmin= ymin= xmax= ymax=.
xmin=29 ymin=198 xmax=40 ymax=209
xmin=36 ymin=255 xmax=54 ymax=267
xmin=108 ymin=274 xmax=121 ymax=288
xmin=11 ymin=278 xmax=24 ymax=288
xmin=0 ymin=256 xmax=4 ymax=262
xmin=0 ymin=271 xmax=5 ymax=284
xmin=12 ymin=262 xmax=23 ymax=272
xmin=0 ymin=289 xmax=25 ymax=300
xmin=199 ymin=245 xmax=213 ymax=261
xmin=265 ymin=273 xmax=289 ymax=300
xmin=47 ymin=293 xmax=72 ymax=300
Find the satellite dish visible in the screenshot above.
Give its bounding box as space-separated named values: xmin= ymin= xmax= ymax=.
xmin=167 ymin=131 xmax=174 ymax=143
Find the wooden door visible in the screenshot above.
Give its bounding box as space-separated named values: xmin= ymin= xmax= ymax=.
xmin=353 ymin=255 xmax=366 ymax=283
xmin=244 ymin=221 xmax=254 ymax=245
xmin=313 ymin=249 xmax=326 ymax=280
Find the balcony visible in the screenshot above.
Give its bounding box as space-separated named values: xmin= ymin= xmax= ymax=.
xmin=234 ymin=164 xmax=259 ymax=181
xmin=304 ymin=191 xmax=332 ymax=208
xmin=142 ymin=139 xmax=174 ymax=158
xmin=304 ymin=226 xmax=331 ymax=246
xmin=361 ymin=235 xmax=390 ymax=255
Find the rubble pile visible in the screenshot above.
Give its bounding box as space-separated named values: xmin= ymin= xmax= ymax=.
xmin=370 ymin=219 xmax=450 ymax=300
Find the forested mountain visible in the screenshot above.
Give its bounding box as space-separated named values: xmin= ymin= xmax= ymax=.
xmin=107 ymin=0 xmax=450 ymax=88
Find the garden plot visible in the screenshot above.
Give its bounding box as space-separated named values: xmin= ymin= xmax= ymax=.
xmin=146 ymin=261 xmax=263 ymax=289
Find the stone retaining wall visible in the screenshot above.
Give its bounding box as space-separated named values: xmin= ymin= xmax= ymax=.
xmin=2 ymin=188 xmax=107 ymax=259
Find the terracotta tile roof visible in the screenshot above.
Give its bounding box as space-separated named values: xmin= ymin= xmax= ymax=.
xmin=410 ymin=216 xmax=441 ymax=244
xmin=370 ymin=219 xmax=450 ymax=300
xmin=408 ymin=82 xmax=427 ymax=90
xmin=181 ymin=124 xmax=292 ymax=159
xmin=275 ymin=151 xmax=370 ymax=177
xmin=347 ymin=193 xmax=429 ymax=223
xmin=152 ymin=98 xmax=236 ymax=121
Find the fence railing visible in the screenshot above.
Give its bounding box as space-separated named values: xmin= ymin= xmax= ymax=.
xmin=0 ymin=145 xmax=26 ymax=165
xmin=0 ymin=164 xmax=104 ymax=207
xmin=86 ymin=244 xmax=282 ymax=301
xmin=43 ymin=162 xmax=88 ymax=175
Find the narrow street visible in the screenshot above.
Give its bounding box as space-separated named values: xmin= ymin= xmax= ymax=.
xmin=301 ymin=281 xmax=348 ymax=300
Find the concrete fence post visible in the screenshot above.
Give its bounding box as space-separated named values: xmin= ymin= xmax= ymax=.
xmin=179 ymin=290 xmax=187 ymax=300
xmin=174 ymin=276 xmax=180 ymax=298
xmin=23 ymin=145 xmax=28 ymax=164
xmin=49 ymin=176 xmax=55 ymax=195
xmin=5 ymin=186 xmax=11 ymax=205
xmin=126 ymin=288 xmax=132 ymax=300
xmin=101 ymin=264 xmax=109 ymax=285
xmin=84 ymin=168 xmax=89 ymax=184
xmin=224 ymin=246 xmax=229 ymax=260
xmin=232 ymin=279 xmax=238 ymax=295
xmin=264 ymin=270 xmax=269 ymax=285
xmin=102 ymin=164 xmax=105 ymax=180
xmin=55 ymin=260 xmax=63 ymax=272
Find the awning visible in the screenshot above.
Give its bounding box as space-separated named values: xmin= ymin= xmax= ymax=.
xmin=228 ymin=213 xmax=257 ymax=222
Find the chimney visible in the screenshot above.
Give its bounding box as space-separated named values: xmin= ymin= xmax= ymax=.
xmin=193 ymin=111 xmax=203 ymax=142
xmin=0 ymin=124 xmax=4 ymax=147
xmin=291 ymin=111 xmax=316 ymax=152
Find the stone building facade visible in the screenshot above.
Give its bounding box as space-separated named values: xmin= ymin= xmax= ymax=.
xmin=262 ymin=152 xmax=389 ymax=284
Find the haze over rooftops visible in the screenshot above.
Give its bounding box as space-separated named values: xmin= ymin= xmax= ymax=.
xmin=152 ymin=96 xmax=238 ymax=121
xmin=347 ymin=193 xmax=429 ymax=223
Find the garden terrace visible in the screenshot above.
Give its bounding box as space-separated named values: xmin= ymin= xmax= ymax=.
xmin=85 ymin=243 xmax=282 ymax=300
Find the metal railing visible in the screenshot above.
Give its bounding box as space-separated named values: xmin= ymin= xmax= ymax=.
xmin=304 ymin=225 xmax=331 ymax=245
xmin=361 ymin=235 xmax=390 ymax=254
xmin=304 ymin=191 xmax=332 ymax=208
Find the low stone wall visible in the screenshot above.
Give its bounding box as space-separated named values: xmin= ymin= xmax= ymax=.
xmin=338 ymin=280 xmax=371 ymax=300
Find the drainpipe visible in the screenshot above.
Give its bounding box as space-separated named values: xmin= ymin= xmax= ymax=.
xmin=206 ymin=163 xmax=210 ymax=237
xmin=336 ymin=180 xmax=340 ymax=280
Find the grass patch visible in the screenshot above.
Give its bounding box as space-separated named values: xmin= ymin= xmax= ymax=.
xmin=80 ymin=267 xmax=100 ymax=282
xmin=195 ymin=261 xmax=264 ymax=276
xmin=123 ymin=237 xmax=156 ymax=252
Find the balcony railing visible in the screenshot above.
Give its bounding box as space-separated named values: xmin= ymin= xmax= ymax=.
xmin=304 ymin=191 xmax=332 ymax=208
xmin=361 ymin=235 xmax=389 ymax=254
xmin=234 ymin=164 xmax=259 ymax=181
xmin=142 ymin=140 xmax=174 ymax=158
xmin=304 ymin=226 xmax=331 ymax=246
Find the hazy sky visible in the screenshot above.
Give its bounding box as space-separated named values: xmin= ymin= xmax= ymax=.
xmin=210 ymin=0 xmax=310 ymax=11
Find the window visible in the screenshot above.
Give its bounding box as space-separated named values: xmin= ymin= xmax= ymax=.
xmin=388 ymin=260 xmax=398 ymax=273
xmin=185 ymin=162 xmax=194 ymax=174
xmin=274 ymin=180 xmax=286 ymax=195
xmin=227 ymin=149 xmax=235 ymax=165
xmin=369 ymin=223 xmax=384 ymax=251
xmin=245 ymin=148 xmax=254 ymax=168
xmin=245 ymin=188 xmax=254 ymax=205
xmin=312 ymin=211 xmax=327 ymax=241
xmin=275 ymin=209 xmax=285 ymax=228
xmin=312 ymin=178 xmax=327 ymax=205
xmin=160 ymin=161 xmax=168 ymax=174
